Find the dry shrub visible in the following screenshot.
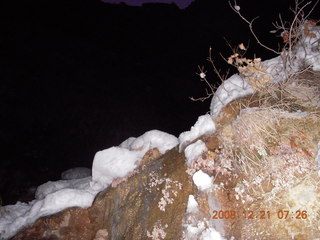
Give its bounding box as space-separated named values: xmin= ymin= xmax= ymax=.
xmin=247 ymin=68 xmax=320 ymax=113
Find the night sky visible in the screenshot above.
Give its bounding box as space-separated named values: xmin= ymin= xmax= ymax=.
xmin=3 ymin=0 xmax=320 ymax=204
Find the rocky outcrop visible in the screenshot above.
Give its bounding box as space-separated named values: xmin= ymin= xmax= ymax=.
xmin=11 ymin=71 xmax=320 ymax=239
xmin=11 ymin=148 xmax=194 ymax=240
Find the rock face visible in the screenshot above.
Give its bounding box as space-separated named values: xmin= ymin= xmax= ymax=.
xmin=11 ymin=71 xmax=320 ymax=239
xmin=11 ymin=149 xmax=193 ymax=240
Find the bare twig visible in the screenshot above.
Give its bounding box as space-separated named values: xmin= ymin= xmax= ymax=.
xmin=229 ymin=1 xmax=281 ymax=55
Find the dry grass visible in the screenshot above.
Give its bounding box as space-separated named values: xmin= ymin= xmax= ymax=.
xmin=211 ymin=107 xmax=320 ymax=238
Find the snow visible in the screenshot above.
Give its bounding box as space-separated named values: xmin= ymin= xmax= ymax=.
xmin=192 ymin=170 xmax=213 ymax=191
xmin=210 ymin=25 xmax=320 ymax=117
xmin=35 ymin=177 xmax=95 ymax=200
xmin=186 ymin=195 xmax=199 ymax=213
xmin=294 ymin=24 xmax=320 ymax=71
xmin=61 ymin=167 xmax=91 ymax=180
xmin=186 ymin=221 xmax=206 ymax=238
xmin=121 ymin=129 xmax=179 ymax=154
xmin=91 ymin=130 xmax=178 ymax=190
xmin=0 ymin=129 xmax=178 ymax=240
xmin=0 ymin=177 xmax=98 ymax=240
xmin=179 ymin=114 xmax=215 ymax=151
xmin=210 ymin=74 xmax=254 ymax=117
xmin=200 ymin=228 xmax=226 ymax=240
xmin=184 ymin=140 xmax=207 ymax=166
xmin=91 ymin=146 xmax=140 ymax=190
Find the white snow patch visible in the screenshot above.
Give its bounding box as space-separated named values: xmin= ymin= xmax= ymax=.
xmin=192 ymin=170 xmax=212 ymax=191
xmin=294 ymin=25 xmax=320 ymax=71
xmin=186 ymin=221 xmax=206 ymax=239
xmin=35 ymin=177 xmax=94 ymax=200
xmin=61 ymin=167 xmax=91 ymax=180
xmin=187 ymin=195 xmax=199 ymax=214
xmin=179 ymin=114 xmax=215 ymax=152
xmin=184 ymin=140 xmax=207 ymax=166
xmin=200 ymin=228 xmax=226 ymax=240
xmin=91 ymin=130 xmax=178 ymax=190
xmin=210 ymin=74 xmax=254 ymax=117
xmin=0 ymin=177 xmax=98 ymax=240
xmin=91 ymin=147 xmax=140 ymax=190
xmin=119 ymin=136 xmax=136 ymax=149
xmin=121 ymin=130 xmax=178 ymax=154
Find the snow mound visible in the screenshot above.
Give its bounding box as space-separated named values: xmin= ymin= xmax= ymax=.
xmin=179 ymin=114 xmax=215 ymax=152
xmin=120 ymin=129 xmax=179 ymax=154
xmin=91 ymin=130 xmax=178 ymax=190
xmin=210 ymin=74 xmax=254 ymax=117
xmin=192 ymin=170 xmax=212 ymax=191
xmin=61 ymin=167 xmax=91 ymax=180
xmin=91 ymin=147 xmax=140 ymax=190
xmin=35 ymin=177 xmax=95 ymax=200
xmin=0 ymin=177 xmax=98 ymax=240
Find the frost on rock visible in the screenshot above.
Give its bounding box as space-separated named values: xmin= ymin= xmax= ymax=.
xmin=179 ymin=114 xmax=215 ymax=152
xmin=184 ymin=140 xmax=208 ymax=166
xmin=147 ymin=221 xmax=168 ymax=240
xmin=147 ymin=172 xmax=183 ymax=212
xmin=210 ymin=74 xmax=254 ymax=117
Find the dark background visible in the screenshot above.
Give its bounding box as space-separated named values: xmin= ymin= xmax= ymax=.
xmin=2 ymin=0 xmax=319 ymax=204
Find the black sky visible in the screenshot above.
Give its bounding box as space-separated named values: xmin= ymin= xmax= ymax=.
xmin=3 ymin=0 xmax=320 ymax=204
